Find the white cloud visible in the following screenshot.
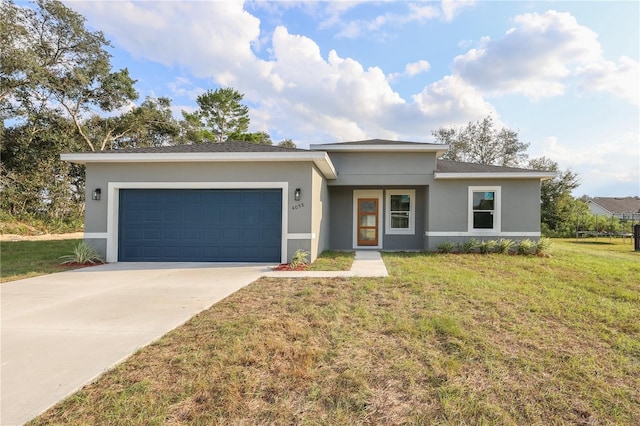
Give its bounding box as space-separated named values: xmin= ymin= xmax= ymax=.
xmin=576 ymin=56 xmax=640 ymax=106
xmin=441 ymin=0 xmax=476 ymax=22
xmin=388 ymin=60 xmax=431 ymax=81
xmin=453 ymin=10 xmax=602 ymax=99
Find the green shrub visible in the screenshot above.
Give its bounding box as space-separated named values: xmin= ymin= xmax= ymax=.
xmin=478 ymin=240 xmax=497 ymax=254
xmin=436 ymin=241 xmax=455 ymax=253
xmin=458 ymin=238 xmax=478 ymax=254
xmin=535 ymin=237 xmax=552 ymax=255
xmin=496 ymin=238 xmax=514 ymax=254
xmin=516 ymin=239 xmax=535 ymax=255
xmin=290 ymin=249 xmax=310 ymax=268
xmin=60 ymin=242 xmax=103 ymax=265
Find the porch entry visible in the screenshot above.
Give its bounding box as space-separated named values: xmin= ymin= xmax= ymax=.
xmin=357 ymin=198 xmax=379 ymax=246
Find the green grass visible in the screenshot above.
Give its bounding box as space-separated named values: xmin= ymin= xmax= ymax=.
xmin=0 ymin=239 xmax=83 ymax=282
xmin=308 ymin=250 xmax=354 ymax=271
xmin=28 ymin=239 xmax=640 ymax=424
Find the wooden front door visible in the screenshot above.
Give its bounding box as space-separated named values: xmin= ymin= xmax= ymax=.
xmin=357 ymin=198 xmax=378 ymax=246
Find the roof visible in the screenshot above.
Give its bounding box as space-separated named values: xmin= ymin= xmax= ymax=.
xmin=61 ymin=141 xmax=337 ymax=180
xmin=309 ymin=139 xmax=448 ymax=153
xmin=435 ymin=160 xmax=557 ymax=180
xmin=589 ymin=197 xmax=640 ymax=214
xmin=77 ymin=140 xmax=307 ymax=154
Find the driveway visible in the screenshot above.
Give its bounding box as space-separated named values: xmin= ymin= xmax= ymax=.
xmin=1 ymin=262 xmax=270 ymax=426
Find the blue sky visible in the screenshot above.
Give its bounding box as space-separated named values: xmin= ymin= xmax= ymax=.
xmin=63 ymin=0 xmax=639 ymax=197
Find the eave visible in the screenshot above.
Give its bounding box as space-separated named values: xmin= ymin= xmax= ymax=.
xmin=61 ymin=151 xmax=338 ymax=180
xmin=434 ymin=171 xmax=557 ymax=181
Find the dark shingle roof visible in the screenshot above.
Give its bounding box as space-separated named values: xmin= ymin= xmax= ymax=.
xmin=437 ymin=160 xmax=546 ymax=174
xmin=590 ymin=197 xmax=640 ymax=213
xmin=314 ymin=139 xmax=442 ymax=146
xmin=93 ymin=141 xmax=306 ymax=154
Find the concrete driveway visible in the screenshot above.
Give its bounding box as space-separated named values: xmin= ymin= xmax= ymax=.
xmin=1 ymin=262 xmax=270 ymax=426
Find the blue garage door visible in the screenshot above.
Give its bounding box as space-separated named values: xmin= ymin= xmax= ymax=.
xmin=118 ymin=189 xmax=282 ymax=262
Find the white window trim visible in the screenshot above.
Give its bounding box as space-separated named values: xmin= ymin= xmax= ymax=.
xmin=385 ymin=189 xmax=415 ymax=235
xmin=352 ymin=190 xmax=383 ymax=249
xmin=468 ymin=186 xmax=501 ymax=233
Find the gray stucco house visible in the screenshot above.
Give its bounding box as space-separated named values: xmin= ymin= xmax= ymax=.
xmin=61 ymin=139 xmax=555 ymax=263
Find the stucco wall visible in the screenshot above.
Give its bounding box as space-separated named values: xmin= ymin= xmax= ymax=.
xmin=311 ymin=166 xmax=330 ymax=259
xmin=326 ymin=152 xmax=437 ymax=186
xmin=328 ymin=186 xmax=427 ymax=251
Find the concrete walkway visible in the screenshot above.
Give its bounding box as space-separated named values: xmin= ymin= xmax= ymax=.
xmin=1 ymin=263 xmax=270 ymax=426
xmin=264 ymin=250 xmax=388 ymax=278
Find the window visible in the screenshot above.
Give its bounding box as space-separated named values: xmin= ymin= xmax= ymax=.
xmin=385 ymin=190 xmax=415 ymax=235
xmin=468 ymin=186 xmax=501 ymax=232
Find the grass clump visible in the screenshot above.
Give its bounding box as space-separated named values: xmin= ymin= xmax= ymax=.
xmin=436 ymin=241 xmax=455 ymax=253
xmin=517 ymin=238 xmax=535 ymax=255
xmin=496 ymin=238 xmax=514 ymax=254
xmin=457 ymin=238 xmax=479 ymax=254
xmin=535 ymin=237 xmax=552 ymax=255
xmin=59 ymin=241 xmax=103 ymax=265
xmin=308 ymin=250 xmax=354 ymax=271
xmin=478 ymin=240 xmax=497 ymax=254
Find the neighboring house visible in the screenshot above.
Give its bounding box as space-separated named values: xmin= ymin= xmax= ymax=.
xmin=588 ymin=197 xmax=640 ymax=221
xmin=61 ymin=139 xmax=555 ymax=263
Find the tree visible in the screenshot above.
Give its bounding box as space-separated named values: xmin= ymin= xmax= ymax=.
xmin=432 ymin=116 xmax=530 ymax=167
xmin=183 ymin=87 xmax=250 ymax=143
xmin=228 ymin=131 xmax=272 ymax=145
xmin=528 ymin=156 xmax=581 ymax=235
xmin=1 ymin=0 xmax=114 ymax=120
xmin=278 ymin=138 xmax=297 ymax=148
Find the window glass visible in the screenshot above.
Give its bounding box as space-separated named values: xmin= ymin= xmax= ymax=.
xmin=471 ymin=189 xmax=497 ymax=230
xmin=390 ymin=194 xmax=411 ymax=229
xmin=473 ymin=192 xmax=495 ymax=210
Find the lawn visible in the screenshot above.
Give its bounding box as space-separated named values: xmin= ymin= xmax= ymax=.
xmin=0 ymin=239 xmax=83 ymax=282
xmin=29 ymin=240 xmax=640 ymax=425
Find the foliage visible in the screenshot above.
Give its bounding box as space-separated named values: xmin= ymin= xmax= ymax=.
xmin=277 ymin=138 xmax=297 ymax=148
xmin=496 ymin=238 xmax=514 ymax=254
xmin=436 ymin=241 xmax=455 ymax=253
xmin=457 ymin=238 xmax=478 ymax=254
xmin=182 ymin=87 xmax=250 ymax=143
xmin=228 ymin=130 xmax=272 ymax=145
xmin=433 ymin=115 xmax=530 ymax=167
xmin=534 ymin=237 xmax=552 ymax=255
xmin=478 ymin=239 xmax=497 ymax=254
xmin=59 ymin=241 xmax=103 ymax=265
xmin=516 ymin=239 xmax=535 ymax=255
xmin=289 ymin=249 xmax=310 ymax=268
xmin=528 ymin=157 xmax=581 ymax=236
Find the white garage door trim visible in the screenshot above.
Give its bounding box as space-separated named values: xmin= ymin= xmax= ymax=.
xmin=106 ymin=182 xmax=288 ymax=263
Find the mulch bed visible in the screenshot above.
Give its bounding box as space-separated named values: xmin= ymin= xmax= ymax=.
xmin=272 ymin=263 xmax=309 ymax=271
xmin=61 ymin=262 xmax=106 ymax=269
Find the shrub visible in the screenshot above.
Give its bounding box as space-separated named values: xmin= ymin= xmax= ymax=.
xmin=60 ymin=242 xmax=103 ymax=265
xmin=496 ymin=238 xmax=514 ymax=254
xmin=516 ymin=239 xmax=535 ymax=255
xmin=457 ymin=238 xmax=478 ymax=254
xmin=478 ymin=240 xmax=497 ymax=254
xmin=289 ymin=249 xmax=310 ymax=268
xmin=535 ymin=237 xmax=552 ymax=255
xmin=436 ymin=241 xmax=455 ymax=253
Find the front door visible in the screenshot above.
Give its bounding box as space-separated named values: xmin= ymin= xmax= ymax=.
xmin=357 ymin=198 xmax=378 ymax=246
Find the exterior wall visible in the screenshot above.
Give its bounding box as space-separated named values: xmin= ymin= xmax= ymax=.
xmin=84 ymin=161 xmax=319 ymax=263
xmin=326 ymin=152 xmax=437 ymax=186
xmin=311 ymin=166 xmax=330 ymax=260
xmin=426 ymin=178 xmax=542 ymax=250
xmin=328 ymin=186 xmax=427 ymax=251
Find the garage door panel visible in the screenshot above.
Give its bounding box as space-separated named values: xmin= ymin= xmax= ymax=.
xmin=119 ymin=189 xmax=282 ymax=262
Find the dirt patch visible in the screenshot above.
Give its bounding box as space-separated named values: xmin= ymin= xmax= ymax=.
xmin=0 ymin=232 xmax=84 ymax=242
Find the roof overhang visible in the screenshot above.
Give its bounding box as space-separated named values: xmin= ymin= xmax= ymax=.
xmin=434 ymin=171 xmax=557 ymax=181
xmin=310 ymin=143 xmax=449 ymax=156
xmin=61 ymin=151 xmax=338 ymax=180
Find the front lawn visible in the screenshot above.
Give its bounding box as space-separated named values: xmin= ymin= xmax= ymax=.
xmin=30 ymin=240 xmax=640 ymax=424
xmin=0 ymin=239 xmax=83 ymax=282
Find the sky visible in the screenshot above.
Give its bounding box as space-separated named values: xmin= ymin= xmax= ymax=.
xmin=61 ymin=0 xmax=639 ymax=197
